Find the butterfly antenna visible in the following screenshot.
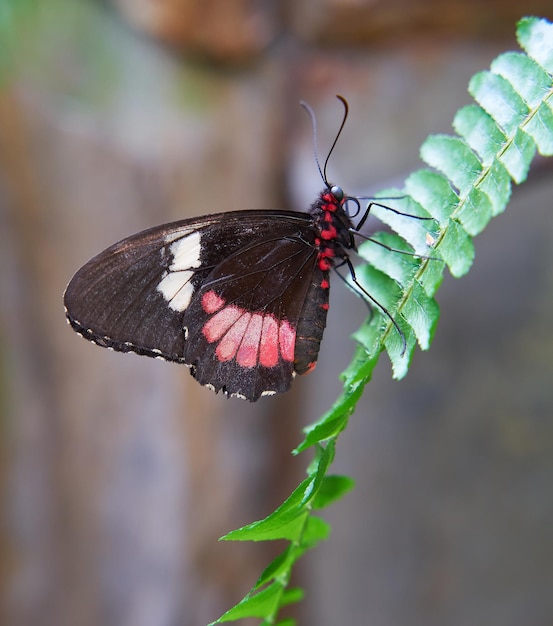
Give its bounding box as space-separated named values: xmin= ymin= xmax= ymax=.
xmin=300 ymin=99 xmax=325 ymax=184
xmin=323 ymin=95 xmax=349 ymax=184
xmin=300 ymin=94 xmax=349 ymax=187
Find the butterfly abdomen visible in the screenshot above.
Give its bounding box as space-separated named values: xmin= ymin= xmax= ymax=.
xmin=294 ymin=267 xmax=330 ymax=375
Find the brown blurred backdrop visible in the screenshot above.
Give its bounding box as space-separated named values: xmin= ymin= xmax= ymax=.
xmin=1 ymin=1 xmax=553 ymax=625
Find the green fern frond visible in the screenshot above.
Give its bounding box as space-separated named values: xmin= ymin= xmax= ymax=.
xmin=211 ymin=16 xmax=553 ymax=625
xmin=297 ymin=15 xmax=553 ymax=453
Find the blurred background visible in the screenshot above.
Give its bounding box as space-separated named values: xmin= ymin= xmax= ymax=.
xmin=1 ymin=1 xmax=553 ymax=625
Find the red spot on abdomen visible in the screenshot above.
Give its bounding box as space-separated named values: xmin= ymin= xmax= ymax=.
xmin=320 ymin=225 xmax=337 ymax=240
xmin=317 ymin=247 xmax=335 ymax=271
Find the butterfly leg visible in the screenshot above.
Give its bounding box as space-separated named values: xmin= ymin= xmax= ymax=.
xmin=354 ymin=199 xmax=435 ymax=232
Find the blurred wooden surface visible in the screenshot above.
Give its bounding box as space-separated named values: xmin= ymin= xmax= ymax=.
xmin=1 ymin=1 xmax=553 ymax=625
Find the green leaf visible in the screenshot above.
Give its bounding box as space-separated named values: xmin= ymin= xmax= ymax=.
xmin=301 ymin=515 xmax=331 ymax=546
xmin=491 ymin=52 xmax=552 ymax=108
xmin=517 ymin=17 xmax=553 ymax=72
xmin=384 ymin=314 xmax=416 ymax=379
xmin=358 ymin=232 xmax=420 ymax=286
xmin=498 ymin=126 xmax=536 ymax=182
xmin=211 ymin=584 xmax=302 ymax=624
xmin=294 ymin=407 xmax=350 ymax=454
xmin=525 ymin=101 xmax=553 ymax=154
xmin=222 ymin=509 xmax=309 ymax=544
xmin=469 ymin=71 xmax=529 ymax=135
xmin=417 ymin=254 xmax=444 ymax=297
xmin=302 ymin=441 xmax=336 ymax=505
xmin=221 ymin=478 xmax=313 ymax=542
xmin=280 ymin=587 xmax=304 ymax=608
xmin=478 ymin=159 xmax=512 ymax=216
xmin=209 ymin=582 xmax=283 ymax=623
xmin=421 ymin=135 xmax=482 ymax=194
xmin=453 ymin=104 xmax=507 ymax=165
xmin=401 ymin=280 xmax=440 ymax=350
xmin=454 ymin=186 xmax=493 ymax=236
xmin=255 ymin=546 xmax=299 ymax=589
xmin=294 ymin=383 xmax=364 ymax=453
xmin=436 ymin=218 xmax=475 ymax=277
xmin=312 ymin=475 xmax=356 ymax=510
xmin=371 ymin=191 xmax=434 ymax=255
xmin=351 ymin=317 xmax=384 ymax=358
xmin=404 ymin=169 xmax=458 ymax=226
xmin=355 ymin=264 xmax=402 ymax=311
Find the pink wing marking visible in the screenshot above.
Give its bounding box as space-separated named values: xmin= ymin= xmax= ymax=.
xmin=202 ymin=306 xmax=241 ymax=343
xmin=216 ymin=312 xmax=251 ymax=362
xmin=279 ymin=320 xmax=295 ymax=362
xmin=202 ymin=303 xmax=296 ymax=368
xmin=259 ymin=314 xmax=280 ymax=368
xmin=202 ymin=290 xmax=225 ymax=314
xmin=236 ymin=313 xmax=263 ymax=367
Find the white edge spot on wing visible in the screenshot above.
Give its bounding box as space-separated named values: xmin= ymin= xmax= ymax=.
xmin=260 ymin=390 xmax=277 ymax=397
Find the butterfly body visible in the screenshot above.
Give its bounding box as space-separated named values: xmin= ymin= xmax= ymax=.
xmin=64 ymin=185 xmax=356 ymax=401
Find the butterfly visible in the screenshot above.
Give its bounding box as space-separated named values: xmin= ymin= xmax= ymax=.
xmin=64 ymin=96 xmax=429 ymax=401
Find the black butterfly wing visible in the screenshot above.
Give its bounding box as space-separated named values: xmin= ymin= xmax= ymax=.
xmin=64 ymin=210 xmax=328 ymax=400
xmin=181 ymin=231 xmax=321 ymax=399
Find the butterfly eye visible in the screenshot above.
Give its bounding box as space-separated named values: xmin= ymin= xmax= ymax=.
xmin=330 ymin=185 xmax=344 ymax=201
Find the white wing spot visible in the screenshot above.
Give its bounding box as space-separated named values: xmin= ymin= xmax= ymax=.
xmin=157 ymin=231 xmax=202 ymax=311
xmin=169 ymin=232 xmax=202 ymax=271
xmin=157 ymin=271 xmax=194 ymax=310
xmin=260 ymin=390 xmax=277 ymax=397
